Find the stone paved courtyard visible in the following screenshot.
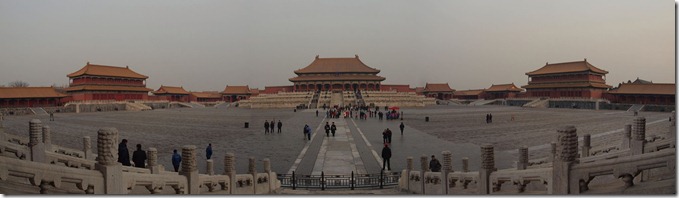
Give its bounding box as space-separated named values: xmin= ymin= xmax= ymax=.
xmin=2 ymin=105 xmax=673 ymax=177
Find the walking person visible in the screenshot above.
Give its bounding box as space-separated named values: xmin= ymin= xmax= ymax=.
xmin=489 ymin=113 xmax=493 ymax=123
xmin=264 ymin=120 xmax=270 ymax=134
xmin=49 ymin=111 xmax=54 ymax=121
xmin=485 ymin=114 xmax=489 ymax=124
xmin=304 ymin=125 xmax=312 ymax=140
xmin=206 ymin=143 xmax=213 ymax=160
xmin=118 ymin=139 xmax=131 ymax=166
xmin=381 ymin=143 xmax=391 ymax=171
xmin=429 ymin=155 xmax=442 ymax=172
xmin=324 ymin=122 xmax=330 ymax=137
xmin=331 ymin=122 xmax=337 ymax=137
xmin=132 ymin=144 xmax=147 ymax=168
xmin=277 ymin=120 xmax=282 ymax=133
xmin=316 ymin=110 xmax=319 ymax=117
xmin=399 ymin=122 xmax=405 ymax=135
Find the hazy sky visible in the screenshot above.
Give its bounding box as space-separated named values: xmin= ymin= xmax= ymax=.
xmin=0 ymin=0 xmax=674 ymax=91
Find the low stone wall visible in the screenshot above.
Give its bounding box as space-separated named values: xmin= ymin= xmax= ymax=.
xmin=0 ymin=108 xmax=36 ymax=116
xmin=142 ymin=102 xmax=169 ymax=110
xmin=598 ymin=103 xmax=633 ymax=111
xmin=75 ymin=103 xmax=128 ymax=113
xmin=548 ymin=100 xmax=597 ymax=109
xmin=505 ymin=100 xmax=532 ymax=107
xmin=642 ymin=105 xmax=675 ymax=112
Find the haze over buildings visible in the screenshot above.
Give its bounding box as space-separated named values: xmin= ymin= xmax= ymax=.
xmin=0 ymin=0 xmax=674 ymax=91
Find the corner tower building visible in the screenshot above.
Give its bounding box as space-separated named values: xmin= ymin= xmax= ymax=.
xmin=289 ymin=55 xmax=385 ymax=91
xmin=65 ymin=62 xmax=152 ymax=101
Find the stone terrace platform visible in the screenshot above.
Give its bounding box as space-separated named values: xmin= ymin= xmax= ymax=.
xmin=2 ymin=105 xmax=674 ymax=194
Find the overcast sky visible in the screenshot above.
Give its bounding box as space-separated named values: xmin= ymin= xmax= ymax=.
xmin=0 ymin=0 xmax=674 ymax=91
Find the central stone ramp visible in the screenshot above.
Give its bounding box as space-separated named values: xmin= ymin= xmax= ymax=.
xmin=311 ymin=118 xmax=367 ymax=175
xmin=330 ymin=92 xmax=343 ymax=107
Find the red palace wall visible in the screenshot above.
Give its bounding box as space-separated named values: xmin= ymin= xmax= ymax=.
xmin=70 ymin=93 xmax=148 ymax=101
xmin=0 ymin=98 xmax=62 ymax=108
xmin=380 ymin=84 xmax=414 ymax=92
xmin=526 ymin=89 xmax=605 ymax=99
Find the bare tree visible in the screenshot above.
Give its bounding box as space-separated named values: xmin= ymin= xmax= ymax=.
xmin=8 ymin=81 xmax=29 ymax=87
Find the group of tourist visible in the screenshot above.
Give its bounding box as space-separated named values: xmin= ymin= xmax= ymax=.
xmin=324 ymin=122 xmax=337 ymax=137
xmin=117 ymin=139 xmax=148 ymax=168
xmin=382 ymin=128 xmax=393 ymax=143
xmin=118 ymin=139 xmax=215 ymax=173
xmin=264 ymin=120 xmax=283 ymax=134
xmin=485 ymin=113 xmax=493 ymax=123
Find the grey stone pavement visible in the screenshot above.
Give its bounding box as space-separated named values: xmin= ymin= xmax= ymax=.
xmin=346 ymin=115 xmax=516 ymax=172
xmin=288 ymin=110 xmax=516 ymax=177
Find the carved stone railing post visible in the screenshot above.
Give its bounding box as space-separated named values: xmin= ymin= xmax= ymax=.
xmin=631 ymin=117 xmax=646 ymax=155
xmin=83 ymin=136 xmax=93 ymax=160
xmin=29 ymin=119 xmax=42 ymax=146
xmin=42 ymin=125 xmax=51 ymax=150
xmin=180 ymin=145 xmax=199 ymax=194
xmin=462 ymin=157 xmax=469 ymax=172
xmin=224 ymin=153 xmax=235 ymax=194
xmin=622 ymin=124 xmax=631 ymax=149
xmin=0 ymin=114 xmax=4 ymax=151
xmin=248 ymin=157 xmax=257 ymax=176
xmin=263 ymin=158 xmax=272 ymax=193
xmin=442 ymin=151 xmax=452 ymax=194
xmin=672 ymin=111 xmax=676 ymax=127
xmin=552 ymin=126 xmax=577 ymax=194
xmin=207 ymin=159 xmax=214 ymax=175
xmin=29 ymin=119 xmax=46 ymax=163
xmin=420 ymin=155 xmax=428 ymax=194
xmin=581 ymin=134 xmax=591 ymax=158
xmin=95 ymin=127 xmax=123 ymax=194
xmin=478 ymin=144 xmax=495 ymax=194
xmin=517 ymin=146 xmax=528 ymax=170
xmin=406 ymin=157 xmax=413 ymax=192
xmin=549 ymin=142 xmax=556 ymax=162
xmin=147 ymin=147 xmax=161 ymax=174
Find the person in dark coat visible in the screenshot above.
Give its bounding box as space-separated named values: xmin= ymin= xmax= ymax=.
xmin=171 ymin=149 xmax=181 ymax=172
xmin=316 ymin=110 xmax=319 ymax=117
xmin=489 ymin=114 xmax=493 ymax=123
xmin=386 ymin=128 xmax=392 ymax=143
xmin=381 ymin=143 xmax=391 ymax=171
xmin=429 ymin=155 xmax=442 ymax=172
xmin=277 ymin=120 xmax=283 ymax=133
xmin=382 ymin=129 xmax=389 ymax=143
xmin=118 ymin=139 xmax=131 ymax=166
xmin=206 ymin=143 xmax=213 ymax=160
xmin=264 ymin=120 xmax=270 ymax=134
xmin=270 ymin=120 xmax=275 ymax=133
xmin=324 ymin=122 xmax=331 ymax=137
xmin=399 ymin=122 xmax=405 ymax=135
xmin=304 ymin=124 xmax=311 ymax=140
xmin=330 ymin=122 xmax=337 ymax=137
xmin=132 ymin=144 xmax=147 ymax=168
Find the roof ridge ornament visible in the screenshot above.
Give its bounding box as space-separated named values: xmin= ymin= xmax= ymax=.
xmin=316 ymin=55 xmax=319 ymax=59
xmin=355 ymin=54 xmax=359 ymax=58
